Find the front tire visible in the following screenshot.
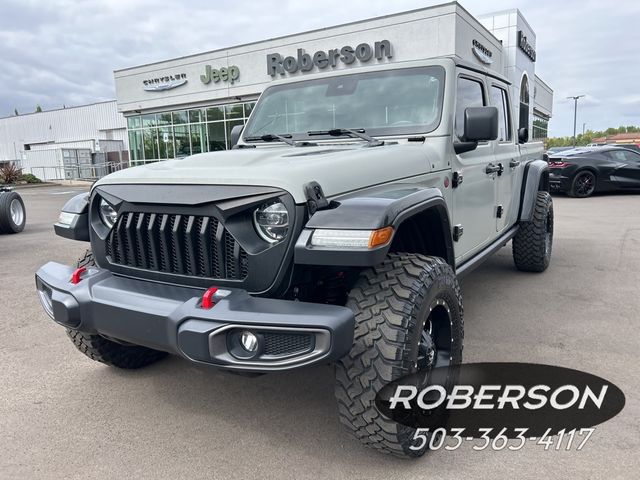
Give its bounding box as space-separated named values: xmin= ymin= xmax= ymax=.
xmin=513 ymin=191 xmax=554 ymax=272
xmin=65 ymin=250 xmax=168 ymax=369
xmin=335 ymin=253 xmax=463 ymax=457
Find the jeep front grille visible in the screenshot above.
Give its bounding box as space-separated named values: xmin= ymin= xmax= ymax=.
xmin=105 ymin=212 xmax=248 ymax=280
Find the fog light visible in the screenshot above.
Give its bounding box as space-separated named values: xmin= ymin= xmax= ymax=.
xmin=240 ymin=331 xmax=259 ymax=353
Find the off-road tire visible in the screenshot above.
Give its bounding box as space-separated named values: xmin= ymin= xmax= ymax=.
xmin=512 ymin=191 xmax=554 ymax=272
xmin=0 ymin=191 xmax=26 ymax=233
xmin=335 ymin=253 xmax=463 ymax=458
xmin=65 ymin=250 xmax=168 ymax=369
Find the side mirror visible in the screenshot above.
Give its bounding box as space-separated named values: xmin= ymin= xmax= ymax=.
xmin=463 ymin=106 xmax=499 ymax=142
xmin=230 ymin=124 xmax=244 ymax=148
xmin=518 ymin=127 xmax=529 ymax=144
xmin=454 ymin=106 xmax=498 ymax=154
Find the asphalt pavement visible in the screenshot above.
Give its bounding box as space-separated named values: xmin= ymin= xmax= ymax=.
xmin=1 ymin=185 xmax=638 ymax=479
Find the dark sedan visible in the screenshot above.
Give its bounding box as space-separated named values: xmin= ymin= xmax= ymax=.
xmin=548 ymin=147 xmax=640 ymax=197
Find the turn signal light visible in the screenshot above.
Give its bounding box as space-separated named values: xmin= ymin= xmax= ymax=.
xmin=368 ymin=226 xmax=394 ymax=248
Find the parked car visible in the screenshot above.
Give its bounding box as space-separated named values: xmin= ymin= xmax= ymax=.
xmin=548 ymin=147 xmax=640 ymax=197
xmin=0 ymin=187 xmax=26 ymax=233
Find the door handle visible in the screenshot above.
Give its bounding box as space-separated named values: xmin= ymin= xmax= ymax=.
xmin=485 ymin=163 xmax=504 ymax=175
xmin=509 ymin=159 xmax=520 ymax=168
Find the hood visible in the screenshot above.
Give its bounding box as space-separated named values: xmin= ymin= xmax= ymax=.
xmin=96 ymin=143 xmax=433 ymax=203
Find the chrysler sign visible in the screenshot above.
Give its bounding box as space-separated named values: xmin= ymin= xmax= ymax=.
xmin=143 ymin=73 xmax=187 ymax=92
xmin=266 ymin=40 xmax=393 ymax=77
xmin=472 ymin=39 xmax=493 ymax=65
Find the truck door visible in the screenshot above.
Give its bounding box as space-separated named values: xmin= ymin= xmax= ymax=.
xmin=490 ymin=84 xmax=521 ymax=232
xmin=451 ymin=75 xmax=498 ymax=262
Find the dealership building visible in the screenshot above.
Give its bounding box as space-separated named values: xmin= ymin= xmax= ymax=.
xmin=113 ymin=2 xmax=553 ymax=165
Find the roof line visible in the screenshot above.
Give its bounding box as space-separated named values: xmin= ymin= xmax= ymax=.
xmin=1 ymin=100 xmax=117 ymax=121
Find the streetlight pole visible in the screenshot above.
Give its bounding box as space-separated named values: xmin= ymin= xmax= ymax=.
xmin=567 ymin=95 xmax=585 ymax=147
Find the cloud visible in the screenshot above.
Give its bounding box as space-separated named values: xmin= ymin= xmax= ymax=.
xmin=1 ymin=0 xmax=638 ymax=136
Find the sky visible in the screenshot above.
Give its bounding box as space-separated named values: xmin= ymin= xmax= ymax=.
xmin=0 ymin=0 xmax=638 ymax=137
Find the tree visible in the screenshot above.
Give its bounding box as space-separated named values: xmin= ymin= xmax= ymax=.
xmin=546 ymin=125 xmax=640 ymax=148
xmin=35 ymin=105 xmax=42 ymax=113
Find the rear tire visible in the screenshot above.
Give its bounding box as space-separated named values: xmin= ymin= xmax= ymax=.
xmin=568 ymin=170 xmax=596 ymax=197
xmin=335 ymin=253 xmax=463 ymax=457
xmin=513 ymin=191 xmax=553 ymax=272
xmin=65 ymin=250 xmax=168 ymax=369
xmin=0 ymin=191 xmax=26 ymax=233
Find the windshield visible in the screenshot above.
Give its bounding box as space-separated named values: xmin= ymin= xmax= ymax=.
xmin=243 ymin=66 xmax=445 ymax=140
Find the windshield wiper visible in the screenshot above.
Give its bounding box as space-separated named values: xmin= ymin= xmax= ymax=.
xmin=307 ymin=128 xmax=384 ymax=147
xmin=245 ymin=133 xmax=297 ymax=146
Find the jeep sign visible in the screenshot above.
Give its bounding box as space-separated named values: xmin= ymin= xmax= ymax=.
xmin=266 ymin=40 xmax=393 ymax=76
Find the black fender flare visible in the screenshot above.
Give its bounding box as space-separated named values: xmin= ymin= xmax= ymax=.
xmin=518 ymin=160 xmax=549 ymax=223
xmin=294 ymin=184 xmax=454 ymax=267
xmin=54 ymin=192 xmax=90 ymax=241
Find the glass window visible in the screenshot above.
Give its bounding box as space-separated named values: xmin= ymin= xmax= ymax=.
xmin=244 ymin=102 xmax=255 ymax=118
xmin=608 ymin=150 xmax=640 ymax=162
xmin=225 ymin=104 xmax=244 ymax=120
xmin=172 ymin=110 xmax=188 ymax=125
xmin=519 ymin=75 xmax=530 ymax=134
xmin=455 ymin=77 xmax=485 ymax=139
xmin=128 ymin=130 xmax=143 ymax=163
xmin=206 ymin=106 xmax=224 ymax=122
xmin=244 ymin=67 xmax=445 ymax=140
xmin=142 ymin=114 xmax=157 ymax=128
xmin=157 ymin=113 xmax=172 ymax=126
xmin=207 ymin=122 xmax=226 ymax=151
xmin=143 ymin=128 xmax=158 ymax=160
xmin=188 ymin=109 xmax=204 ymax=123
xmin=174 ymin=125 xmax=190 ymax=157
xmin=127 ymin=116 xmax=141 ymax=129
xmin=190 ymin=123 xmax=207 ymax=155
xmin=226 ymin=120 xmax=245 ymax=149
xmin=158 ymin=127 xmax=174 ymax=159
xmin=491 ymin=86 xmax=511 ymax=142
xmin=532 ymin=115 xmax=549 ymax=140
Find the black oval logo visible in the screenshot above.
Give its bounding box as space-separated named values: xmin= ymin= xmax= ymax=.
xmin=375 ymin=362 xmax=625 ymax=438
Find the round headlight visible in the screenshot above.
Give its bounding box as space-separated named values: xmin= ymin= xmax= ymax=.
xmin=254 ymin=201 xmax=288 ymax=242
xmin=99 ymin=198 xmax=117 ymax=228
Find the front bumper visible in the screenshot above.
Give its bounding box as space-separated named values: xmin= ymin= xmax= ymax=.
xmin=35 ymin=262 xmax=354 ymax=372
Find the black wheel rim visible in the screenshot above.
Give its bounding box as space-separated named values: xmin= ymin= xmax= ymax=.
xmin=416 ymin=298 xmax=453 ymax=372
xmin=575 ymin=172 xmax=595 ymax=196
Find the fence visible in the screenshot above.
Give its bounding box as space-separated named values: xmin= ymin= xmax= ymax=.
xmin=24 ymin=161 xmax=128 ymax=182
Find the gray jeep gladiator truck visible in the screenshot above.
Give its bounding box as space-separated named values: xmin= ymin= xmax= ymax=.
xmin=36 ymin=57 xmax=552 ymax=457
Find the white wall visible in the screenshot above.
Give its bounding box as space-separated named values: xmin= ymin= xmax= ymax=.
xmin=0 ymin=101 xmax=127 ymax=162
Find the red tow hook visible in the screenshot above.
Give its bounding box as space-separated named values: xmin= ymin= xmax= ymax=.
xmin=201 ymin=287 xmax=218 ymax=309
xmin=70 ymin=266 xmax=87 ymax=285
